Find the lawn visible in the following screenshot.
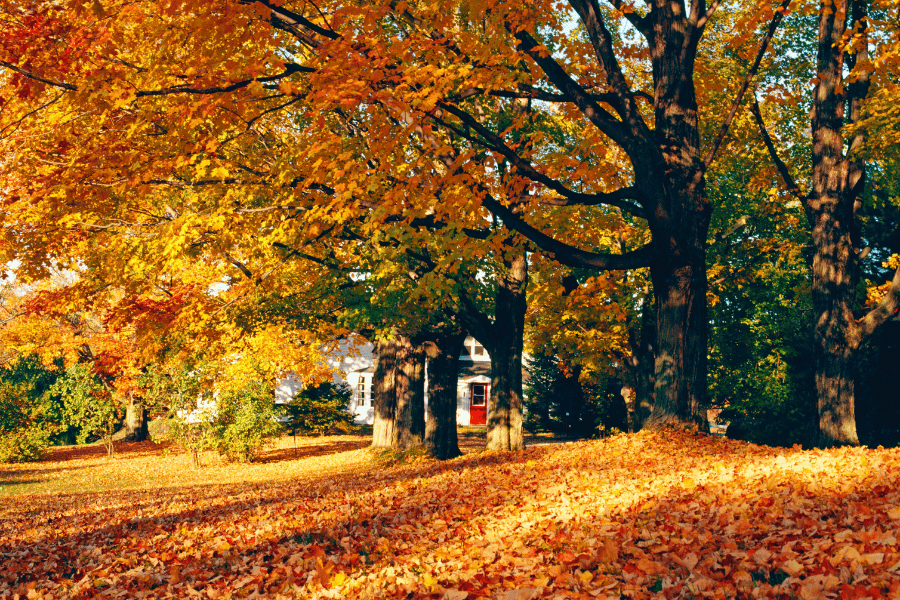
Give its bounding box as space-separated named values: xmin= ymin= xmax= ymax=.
xmin=1 ymin=430 xmax=899 ymax=599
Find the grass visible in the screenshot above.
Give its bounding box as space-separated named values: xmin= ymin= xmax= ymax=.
xmin=0 ymin=426 xmax=562 ymax=497
xmin=0 ymin=434 xmax=372 ymax=497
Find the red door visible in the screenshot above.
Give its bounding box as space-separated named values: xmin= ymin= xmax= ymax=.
xmin=470 ymin=383 xmax=488 ymax=425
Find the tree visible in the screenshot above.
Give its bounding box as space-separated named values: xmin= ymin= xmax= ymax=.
xmin=0 ymin=354 xmax=63 ymax=462
xmin=751 ymin=0 xmax=900 ymax=445
xmin=52 ymin=362 xmax=120 ymax=457
xmin=371 ymin=331 xmax=427 ymax=450
xmin=0 ymin=0 xmax=794 ymax=441
xmin=282 ymin=381 xmax=355 ymax=436
xmin=422 ymin=328 xmax=466 ymax=460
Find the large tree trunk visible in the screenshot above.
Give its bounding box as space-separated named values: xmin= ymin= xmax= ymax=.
xmin=624 ymin=290 xmax=656 ymax=431
xmin=423 ymin=330 xmax=466 ymax=460
xmin=808 ymin=176 xmax=861 ymax=445
xmin=395 ymin=338 xmax=426 ymax=450
xmin=483 ymin=252 xmax=528 ymax=451
xmin=485 ymin=339 xmax=526 ymax=451
xmin=124 ymin=393 xmax=149 ymax=442
xmin=629 ymin=4 xmax=712 ymax=431
xmin=645 ymin=256 xmax=710 ymax=430
xmin=372 ymin=333 xmax=426 ymax=449
xmin=805 ymin=0 xmax=867 ymax=446
xmin=372 ymin=338 xmax=399 ymax=448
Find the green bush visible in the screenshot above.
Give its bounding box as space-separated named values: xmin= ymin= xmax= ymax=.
xmin=213 ymin=383 xmax=281 ymax=463
xmin=0 ymin=425 xmax=55 ymax=463
xmin=0 ymin=355 xmax=67 ymax=462
xmin=52 ymin=363 xmax=121 ymax=457
xmin=282 ymin=381 xmax=355 ymax=436
xmin=167 ymin=410 xmax=217 ymax=467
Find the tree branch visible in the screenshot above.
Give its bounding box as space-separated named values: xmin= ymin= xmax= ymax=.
xmin=221 ymin=251 xmax=254 ymax=281
xmin=450 ymin=85 xmax=653 ymax=108
xmin=135 ymin=63 xmax=312 ymax=97
xmin=608 ymin=0 xmax=651 ymax=37
xmin=0 ymin=93 xmax=65 ymax=139
xmin=750 ymin=97 xmax=806 ymax=203
xmin=859 ymin=266 xmax=900 ymax=340
xmin=435 ymin=102 xmax=646 ymax=218
xmin=479 ymin=191 xmax=652 ymax=271
xmin=694 ymin=0 xmax=724 ymax=30
xmin=0 ymin=60 xmax=77 ymax=91
xmin=0 ymin=61 xmax=312 ymax=98
xmin=512 ymin=31 xmax=634 ymax=150
xmin=703 ymin=0 xmax=792 ymax=168
xmin=568 ymin=0 xmax=639 ymax=116
xmin=251 ymin=0 xmax=341 ymax=43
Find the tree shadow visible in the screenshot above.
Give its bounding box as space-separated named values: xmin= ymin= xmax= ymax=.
xmin=2 ymin=436 xmax=895 ymax=599
xmin=44 ymin=440 xmax=174 ymax=461
xmin=254 ymin=439 xmax=370 ymax=464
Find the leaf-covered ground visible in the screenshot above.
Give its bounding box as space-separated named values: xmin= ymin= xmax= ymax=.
xmin=2 ymin=431 xmax=900 ymax=599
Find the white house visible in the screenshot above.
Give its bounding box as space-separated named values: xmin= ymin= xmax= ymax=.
xmin=276 ymin=336 xmax=494 ymax=426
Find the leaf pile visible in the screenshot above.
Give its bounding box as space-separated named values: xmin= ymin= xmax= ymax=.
xmin=2 ymin=430 xmax=899 ymax=599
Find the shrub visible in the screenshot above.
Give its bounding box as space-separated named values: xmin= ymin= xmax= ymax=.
xmin=0 ymin=355 xmax=67 ymax=451
xmin=0 ymin=425 xmax=55 ymax=463
xmin=212 ymin=382 xmax=281 ymax=463
xmin=168 ymin=410 xmax=217 ymax=467
xmin=281 ymin=381 xmax=355 ymax=436
xmin=52 ymin=363 xmax=121 ymax=457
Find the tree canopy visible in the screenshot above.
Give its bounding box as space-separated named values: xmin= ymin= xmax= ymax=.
xmin=2 ymin=0 xmax=900 ymax=450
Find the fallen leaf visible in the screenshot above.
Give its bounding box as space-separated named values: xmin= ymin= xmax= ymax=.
xmin=800 ymin=575 xmax=840 ymax=600
xmin=497 ymin=588 xmax=542 ymax=600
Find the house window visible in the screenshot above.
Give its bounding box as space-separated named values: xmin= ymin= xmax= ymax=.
xmin=357 ymin=377 xmax=369 ymax=406
xmin=460 ymin=338 xmax=488 ymax=360
xmin=471 ymin=384 xmax=487 ymax=406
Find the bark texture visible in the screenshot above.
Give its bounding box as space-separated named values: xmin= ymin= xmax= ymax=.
xmin=645 ymin=258 xmax=709 ymax=430
xmin=806 ymin=0 xmax=866 ymax=446
xmin=372 ymin=333 xmax=426 ymax=450
xmin=371 ymin=338 xmax=399 ymax=448
xmin=469 ymin=252 xmax=528 ymax=452
xmin=624 ymin=292 xmax=656 ymax=430
xmin=395 ymin=340 xmax=426 ymax=449
xmin=124 ymin=394 xmax=149 ymax=442
xmin=423 ymin=330 xmax=466 ymax=460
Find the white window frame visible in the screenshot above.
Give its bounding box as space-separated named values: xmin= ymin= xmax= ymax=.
xmin=356 ymin=376 xmax=369 ymax=406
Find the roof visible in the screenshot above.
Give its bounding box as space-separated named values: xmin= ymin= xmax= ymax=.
xmin=458 ymin=362 xmax=492 ymax=379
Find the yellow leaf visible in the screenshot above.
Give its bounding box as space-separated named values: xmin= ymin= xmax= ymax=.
xmin=800 ymin=575 xmax=839 ymax=600
xmin=781 ymin=559 xmax=804 ymax=576
xmin=861 ymin=553 xmax=884 ymax=565
xmin=498 ymin=589 xmax=542 ymax=600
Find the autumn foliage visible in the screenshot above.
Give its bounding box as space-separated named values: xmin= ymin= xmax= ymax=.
xmin=2 ymin=430 xmax=899 ymax=599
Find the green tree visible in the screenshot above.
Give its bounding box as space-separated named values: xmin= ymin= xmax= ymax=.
xmin=282 ymin=381 xmax=354 ymax=436
xmin=0 ymin=355 xmax=64 ymax=462
xmin=52 ymin=363 xmax=121 ymax=458
xmin=212 ymin=382 xmax=281 ymax=463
